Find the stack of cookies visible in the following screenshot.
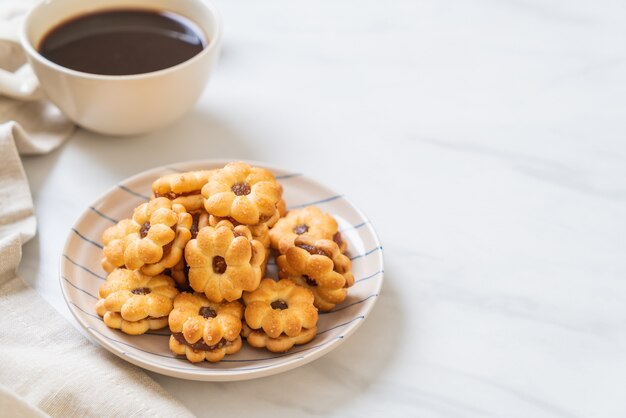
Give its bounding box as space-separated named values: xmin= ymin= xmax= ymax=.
xmin=271 ymin=206 xmax=354 ymax=311
xmin=98 ymin=197 xmax=192 ymax=334
xmin=96 ymin=161 xmax=353 ymax=363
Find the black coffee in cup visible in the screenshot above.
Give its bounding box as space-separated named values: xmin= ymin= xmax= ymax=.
xmin=38 ymin=10 xmax=206 ymax=76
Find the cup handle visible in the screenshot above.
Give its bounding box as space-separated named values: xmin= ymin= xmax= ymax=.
xmin=0 ymin=27 xmax=43 ymax=101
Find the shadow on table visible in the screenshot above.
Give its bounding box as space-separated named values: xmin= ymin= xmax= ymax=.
xmin=69 ymin=109 xmax=256 ymax=174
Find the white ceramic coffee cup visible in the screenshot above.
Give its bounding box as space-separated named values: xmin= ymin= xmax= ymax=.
xmin=0 ymin=0 xmax=221 ymax=136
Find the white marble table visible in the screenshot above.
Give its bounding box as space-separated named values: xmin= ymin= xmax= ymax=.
xmin=18 ymin=0 xmax=626 ymax=416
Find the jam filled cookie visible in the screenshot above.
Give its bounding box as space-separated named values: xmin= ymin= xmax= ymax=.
xmin=123 ymin=197 xmax=193 ymax=276
xmin=243 ymin=279 xmax=318 ymax=352
xmin=168 ymin=292 xmax=243 ymax=363
xmin=95 ymin=268 xmax=179 ymax=335
xmin=102 ymin=219 xmax=139 ymax=273
xmin=185 ymin=220 xmax=265 ymax=302
xmin=152 ymin=170 xmax=217 ymax=212
xmin=276 ymin=235 xmax=354 ymax=311
xmin=201 ymin=162 xmax=282 ymax=225
xmin=208 ymin=215 xmax=271 ymax=276
xmin=269 ymin=206 xmax=347 ymax=255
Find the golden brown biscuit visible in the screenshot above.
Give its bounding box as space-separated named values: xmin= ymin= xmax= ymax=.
xmin=242 ymin=278 xmax=318 ymax=352
xmin=102 ymin=219 xmax=139 ymax=273
xmin=201 ymin=162 xmax=282 ymax=225
xmin=208 ymin=214 xmax=271 ymax=275
xmin=95 ymin=268 xmax=178 ymax=335
xmin=123 ymin=197 xmax=193 ymax=276
xmin=168 ymin=292 xmax=243 ymax=362
xmin=185 ymin=220 xmax=265 ymax=302
xmin=276 ymin=235 xmax=354 ymax=311
xmin=152 ymin=170 xmax=217 ymax=212
xmin=243 ymin=278 xmax=318 ymax=338
xmin=269 ymin=206 xmax=347 ymax=254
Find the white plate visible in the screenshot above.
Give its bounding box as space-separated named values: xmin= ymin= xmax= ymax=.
xmin=60 ymin=160 xmax=384 ymax=381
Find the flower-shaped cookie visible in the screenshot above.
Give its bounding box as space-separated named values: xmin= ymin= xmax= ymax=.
xmin=276 ymin=235 xmax=354 ymax=311
xmin=202 ymin=162 xmax=282 ymax=225
xmin=152 ymin=170 xmax=217 ymax=212
xmin=186 ymin=220 xmax=265 ymax=302
xmin=123 ymin=197 xmax=193 ymax=276
xmin=168 ymin=292 xmax=243 ymax=362
xmin=102 ymin=219 xmax=140 ymax=273
xmin=208 ymin=215 xmax=271 ymax=275
xmin=269 ymin=206 xmax=347 ymax=254
xmin=242 ymin=278 xmax=318 ymax=352
xmin=95 ymin=268 xmax=179 ymax=335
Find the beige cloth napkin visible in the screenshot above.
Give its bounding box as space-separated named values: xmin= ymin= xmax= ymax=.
xmin=0 ymin=3 xmax=194 ymax=418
